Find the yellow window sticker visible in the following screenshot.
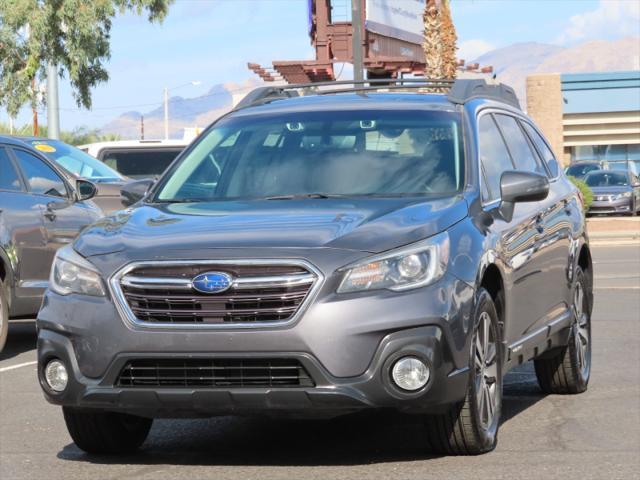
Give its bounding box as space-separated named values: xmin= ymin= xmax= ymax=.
xmin=34 ymin=144 xmax=56 ymax=153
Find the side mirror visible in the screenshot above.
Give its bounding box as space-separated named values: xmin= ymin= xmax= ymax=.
xmin=498 ymin=171 xmax=549 ymax=222
xmin=76 ymin=179 xmax=97 ymax=201
xmin=121 ymin=178 xmax=154 ymax=207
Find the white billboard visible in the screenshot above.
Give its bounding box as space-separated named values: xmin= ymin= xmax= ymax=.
xmin=365 ymin=0 xmax=426 ymax=45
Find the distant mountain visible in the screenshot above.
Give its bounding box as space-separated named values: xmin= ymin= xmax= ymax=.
xmin=101 ymin=37 xmax=640 ymax=138
xmin=101 ymin=79 xmax=260 ymax=139
xmin=473 ymin=37 xmax=640 ymax=107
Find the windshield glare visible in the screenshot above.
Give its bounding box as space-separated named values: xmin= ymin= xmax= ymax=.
xmin=156 ymin=110 xmax=464 ymax=201
xmin=566 ymin=164 xmax=599 ymax=177
xmin=28 ymin=140 xmax=124 ymax=182
xmin=585 ymin=171 xmax=629 ymax=187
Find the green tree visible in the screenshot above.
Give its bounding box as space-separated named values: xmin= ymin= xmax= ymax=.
xmin=568 ymin=176 xmax=594 ymax=213
xmin=0 ymin=0 xmax=172 ymax=117
xmin=422 ymin=0 xmax=458 ymax=80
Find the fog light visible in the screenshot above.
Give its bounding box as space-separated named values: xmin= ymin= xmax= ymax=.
xmin=391 ymin=356 xmax=429 ymax=391
xmin=44 ymin=359 xmax=68 ymax=392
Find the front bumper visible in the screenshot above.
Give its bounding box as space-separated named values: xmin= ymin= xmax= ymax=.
xmin=38 ymin=325 xmax=469 ymax=418
xmin=37 ymin=267 xmax=475 ymax=417
xmin=589 ymin=197 xmax=633 ymax=214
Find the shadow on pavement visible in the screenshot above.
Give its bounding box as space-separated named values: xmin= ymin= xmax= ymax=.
xmin=56 ymin=363 xmax=546 ymax=466
xmin=0 ymin=321 xmax=37 ymax=361
xmin=502 ymin=362 xmax=547 ymax=425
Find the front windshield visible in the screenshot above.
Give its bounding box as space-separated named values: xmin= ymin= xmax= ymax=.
xmin=28 ymin=140 xmax=124 ymax=182
xmin=155 ymin=110 xmax=464 ymax=202
xmin=585 ymin=171 xmax=629 ymax=187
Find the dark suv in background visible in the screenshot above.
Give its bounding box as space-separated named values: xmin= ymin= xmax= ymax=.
xmin=0 ymin=136 xmax=101 ymax=351
xmin=37 ymin=79 xmax=593 ymax=456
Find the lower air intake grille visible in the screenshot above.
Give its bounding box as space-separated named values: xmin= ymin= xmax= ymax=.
xmin=116 ymin=358 xmax=314 ymax=388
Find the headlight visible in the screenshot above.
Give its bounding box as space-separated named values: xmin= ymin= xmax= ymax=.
xmin=619 ymin=191 xmax=632 ymax=198
xmin=50 ymin=246 xmax=105 ymax=297
xmin=337 ymin=232 xmax=449 ymax=293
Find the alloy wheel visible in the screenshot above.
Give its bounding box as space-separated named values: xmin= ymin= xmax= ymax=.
xmin=474 ymin=311 xmax=499 ymax=429
xmin=573 ymin=282 xmax=591 ymax=378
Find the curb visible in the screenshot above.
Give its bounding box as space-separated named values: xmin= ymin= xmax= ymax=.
xmin=590 ymin=239 xmax=640 ymax=246
xmin=588 ymin=231 xmax=640 ymax=239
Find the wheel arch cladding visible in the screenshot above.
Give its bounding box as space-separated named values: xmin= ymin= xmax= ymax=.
xmin=577 ymin=245 xmax=594 ymax=314
xmin=479 ymin=264 xmax=505 ymax=345
xmin=480 ymin=264 xmax=504 ymax=318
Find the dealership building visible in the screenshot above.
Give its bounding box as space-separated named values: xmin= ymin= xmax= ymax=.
xmin=527 ymin=71 xmax=640 ymax=173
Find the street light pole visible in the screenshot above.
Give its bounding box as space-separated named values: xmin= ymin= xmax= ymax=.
xmin=351 ymin=0 xmax=364 ymax=82
xmin=47 ymin=62 xmax=60 ymax=139
xmin=163 ymin=81 xmax=200 ymax=140
xmin=163 ymin=86 xmax=169 ymax=140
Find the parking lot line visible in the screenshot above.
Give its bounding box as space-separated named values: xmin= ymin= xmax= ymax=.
xmin=0 ymin=360 xmax=37 ymax=373
xmin=594 ymin=286 xmax=640 ymax=290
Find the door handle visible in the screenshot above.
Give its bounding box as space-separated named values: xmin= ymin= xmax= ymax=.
xmin=44 ymin=208 xmax=56 ymax=221
xmin=563 ymin=199 xmax=572 ymax=215
xmin=535 ymin=214 xmax=544 ymax=234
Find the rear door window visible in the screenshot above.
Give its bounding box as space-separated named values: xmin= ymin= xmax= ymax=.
xmin=101 ymin=148 xmax=183 ymax=179
xmin=521 ymin=122 xmax=560 ymax=178
xmin=494 ymin=114 xmax=546 ymax=176
xmin=0 ymin=148 xmax=23 ymax=191
xmin=13 ymin=149 xmax=68 ymax=197
xmin=478 ymin=114 xmax=514 ymax=202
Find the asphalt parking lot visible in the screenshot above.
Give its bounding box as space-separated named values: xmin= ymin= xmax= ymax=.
xmin=1 ymin=244 xmax=638 ymax=480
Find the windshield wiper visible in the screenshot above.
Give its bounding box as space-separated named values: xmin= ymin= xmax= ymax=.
xmin=264 ymin=193 xmax=338 ymax=200
xmin=155 ymin=198 xmax=209 ymax=204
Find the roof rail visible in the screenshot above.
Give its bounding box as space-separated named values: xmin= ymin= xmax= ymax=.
xmin=234 ymin=78 xmax=520 ymax=110
xmin=447 ymin=79 xmax=520 ymax=109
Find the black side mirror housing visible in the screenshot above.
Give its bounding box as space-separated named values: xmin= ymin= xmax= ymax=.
xmin=498 ymin=170 xmax=550 ymax=222
xmin=76 ymin=179 xmax=97 ymax=201
xmin=121 ymin=179 xmax=155 ymax=207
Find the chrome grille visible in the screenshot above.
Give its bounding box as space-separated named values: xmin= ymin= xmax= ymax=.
xmin=112 ymin=260 xmax=321 ymax=327
xmin=116 ymin=358 xmax=314 ymax=388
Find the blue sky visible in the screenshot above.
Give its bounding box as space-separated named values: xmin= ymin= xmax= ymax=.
xmin=4 ymin=0 xmax=639 ymax=130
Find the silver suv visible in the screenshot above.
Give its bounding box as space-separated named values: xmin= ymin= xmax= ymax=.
xmin=37 ymin=79 xmax=593 ymax=456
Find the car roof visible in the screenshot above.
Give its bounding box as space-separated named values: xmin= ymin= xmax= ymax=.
xmin=0 ymin=135 xmax=39 ymax=147
xmin=77 ymin=139 xmax=189 ymax=149
xmin=229 ymin=92 xmax=459 ymax=117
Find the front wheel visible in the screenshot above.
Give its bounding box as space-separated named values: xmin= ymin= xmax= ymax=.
xmin=425 ymin=288 xmax=503 ymax=455
xmin=534 ymin=266 xmax=591 ymax=394
xmin=63 ymin=407 xmax=153 ymax=454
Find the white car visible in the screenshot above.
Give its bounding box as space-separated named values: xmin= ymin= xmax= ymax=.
xmin=78 ymin=140 xmax=189 ymax=180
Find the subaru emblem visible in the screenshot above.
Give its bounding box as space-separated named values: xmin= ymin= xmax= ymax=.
xmin=192 ymin=272 xmax=233 ymax=294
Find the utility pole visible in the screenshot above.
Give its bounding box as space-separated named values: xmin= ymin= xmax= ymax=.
xmin=140 ymin=115 xmax=145 ymax=140
xmin=163 ymin=87 xmax=169 ymax=140
xmin=46 ymin=62 xmax=60 ymax=139
xmin=31 ymin=78 xmax=39 ymax=136
xmin=351 ymin=0 xmax=364 ymax=82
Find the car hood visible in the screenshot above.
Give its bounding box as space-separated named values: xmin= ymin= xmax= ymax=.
xmin=74 ymin=196 xmax=468 ymax=258
xmin=590 ymin=186 xmax=631 ymax=195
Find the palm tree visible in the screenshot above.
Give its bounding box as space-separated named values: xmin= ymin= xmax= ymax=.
xmin=423 ymin=0 xmax=458 ymax=80
xmin=440 ymin=0 xmax=458 ymax=79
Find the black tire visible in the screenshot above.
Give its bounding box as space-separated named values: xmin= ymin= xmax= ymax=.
xmin=534 ymin=266 xmax=591 ymax=394
xmin=0 ymin=279 xmax=8 ymax=353
xmin=425 ymin=288 xmax=503 ymax=455
xmin=63 ymin=407 xmax=153 ymax=454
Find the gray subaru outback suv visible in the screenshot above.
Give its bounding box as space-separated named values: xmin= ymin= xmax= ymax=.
xmin=37 ymin=79 xmax=593 ymax=456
